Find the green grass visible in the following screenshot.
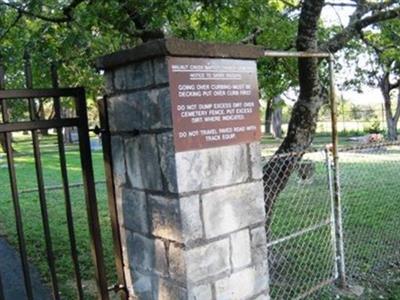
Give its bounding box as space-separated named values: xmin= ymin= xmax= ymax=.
xmin=339 ymin=150 xmax=400 ymax=299
xmin=260 ymin=133 xmax=357 ymax=156
xmin=0 ymin=134 xmax=115 ymax=299
xmin=1 ymin=133 xmax=400 ymax=299
xmin=266 ymin=152 xmax=334 ymax=299
xmin=265 ymin=147 xmax=400 ymax=299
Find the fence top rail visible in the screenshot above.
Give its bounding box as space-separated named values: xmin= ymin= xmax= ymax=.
xmin=263 ymin=50 xmax=330 ymax=58
xmin=0 ymin=118 xmax=80 ymax=133
xmin=0 ymin=87 xmax=84 ymax=99
xmin=262 ymin=146 xmax=328 ymax=160
xmin=337 ymin=141 xmax=400 ymax=153
xmin=262 ymin=140 xmax=400 ymax=160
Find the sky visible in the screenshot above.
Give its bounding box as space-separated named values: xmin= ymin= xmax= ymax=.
xmin=321 ymin=2 xmax=383 ymax=106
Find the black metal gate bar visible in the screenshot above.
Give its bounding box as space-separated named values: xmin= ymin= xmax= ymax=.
xmin=0 ymin=87 xmax=111 ymax=299
xmin=0 ymin=276 xmax=4 ymax=300
xmin=98 ymin=97 xmax=128 ymax=298
xmin=75 ymin=88 xmax=110 ymax=300
xmin=0 ymin=118 xmax=79 ymax=133
xmin=24 ymin=52 xmax=61 ymax=300
xmin=0 ymin=64 xmax=34 ymax=300
xmin=0 ymin=88 xmax=84 ymax=99
xmin=0 ymin=60 xmax=7 ymax=300
xmin=50 ymin=64 xmax=85 ymax=300
xmin=1 ymin=100 xmax=35 ymax=300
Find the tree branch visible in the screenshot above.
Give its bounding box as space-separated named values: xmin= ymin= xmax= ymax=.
xmin=321 ymin=4 xmax=400 ymax=53
xmin=63 ymin=0 xmax=86 ymax=20
xmin=390 ymin=79 xmax=400 ymax=91
xmin=358 ymin=27 xmax=400 ymax=90
xmin=241 ymin=27 xmax=263 ymax=45
xmin=366 ymin=0 xmax=399 ymax=11
xmin=0 ymin=0 xmax=86 ymax=23
xmin=358 ymin=6 xmax=400 ymax=28
xmin=325 ymin=2 xmax=357 ymax=7
xmin=359 ymin=30 xmax=383 ymax=54
xmin=0 ymin=12 xmax=22 ymax=41
xmin=278 ymin=0 xmax=301 ymax=9
xmin=119 ymin=2 xmax=164 ymax=42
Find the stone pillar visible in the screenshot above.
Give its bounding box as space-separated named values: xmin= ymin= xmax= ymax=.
xmin=97 ymin=38 xmax=270 ymax=300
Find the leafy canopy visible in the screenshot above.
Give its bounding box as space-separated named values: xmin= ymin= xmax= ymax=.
xmin=0 ymin=0 xmax=299 ymax=100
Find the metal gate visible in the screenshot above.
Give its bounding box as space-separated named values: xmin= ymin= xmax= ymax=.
xmin=0 ymin=60 xmax=126 ymax=299
xmin=263 ymin=149 xmax=338 ymax=299
xmin=262 ymin=51 xmax=344 ymax=299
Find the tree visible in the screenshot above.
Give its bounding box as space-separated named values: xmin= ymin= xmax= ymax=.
xmin=264 ymin=98 xmax=274 ymax=135
xmin=259 ymin=57 xmax=298 ymax=136
xmin=357 ymin=20 xmax=400 ymax=140
xmin=263 ymin=0 xmax=400 ymax=224
xmin=272 ymin=96 xmax=284 ymax=138
xmin=0 ymin=0 xmax=300 ymax=136
xmin=0 ymin=0 xmax=136 ymax=147
xmin=1 ymin=0 xmax=399 ymax=142
xmin=1 ymin=0 xmax=400 ymax=221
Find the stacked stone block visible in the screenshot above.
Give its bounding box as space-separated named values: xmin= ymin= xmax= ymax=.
xmin=98 ymin=39 xmax=270 ymax=300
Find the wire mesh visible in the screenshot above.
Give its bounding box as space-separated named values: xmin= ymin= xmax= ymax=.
xmin=338 ymin=142 xmax=400 ymax=298
xmin=263 ymin=142 xmax=400 ymax=299
xmin=263 ymin=150 xmax=336 ymax=299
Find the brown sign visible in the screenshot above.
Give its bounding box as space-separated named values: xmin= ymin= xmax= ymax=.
xmin=168 ymin=57 xmax=261 ymax=152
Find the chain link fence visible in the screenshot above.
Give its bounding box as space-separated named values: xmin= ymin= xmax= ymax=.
xmin=263 ymin=141 xmax=400 ymax=299
xmin=339 ymin=142 xmax=400 ymax=297
xmin=263 ymin=150 xmax=336 ymax=299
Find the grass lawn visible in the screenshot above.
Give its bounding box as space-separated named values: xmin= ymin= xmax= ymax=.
xmin=260 ymin=133 xmax=357 ymax=156
xmin=0 ymin=133 xmax=399 ymax=299
xmin=0 ymin=133 xmax=115 ymax=299
xmin=339 ymin=149 xmax=400 ymax=299
xmin=265 ymin=151 xmax=334 ymax=299
xmin=264 ymin=144 xmax=400 ymax=299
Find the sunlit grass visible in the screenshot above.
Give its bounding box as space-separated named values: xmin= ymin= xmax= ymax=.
xmin=0 ymin=134 xmax=114 ymax=299
xmin=266 ymin=147 xmax=400 ymax=299
xmin=1 ymin=134 xmax=399 ymax=299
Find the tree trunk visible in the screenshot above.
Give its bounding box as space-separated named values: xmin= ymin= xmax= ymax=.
xmin=264 ymin=98 xmax=273 ymax=135
xmin=63 ymin=108 xmax=77 ymax=144
xmin=386 ymin=118 xmax=397 ymax=140
xmin=277 ymin=1 xmax=325 ymax=154
xmin=0 ymin=132 xmax=15 ymax=153
xmin=272 ymin=96 xmax=283 ymax=138
xmin=380 ymin=73 xmax=400 ymax=141
xmin=263 ymin=0 xmax=325 ymax=235
xmin=0 ymin=134 xmax=6 ymax=152
xmin=0 ymin=104 xmax=15 ymax=153
xmin=38 ymin=101 xmax=49 ymax=136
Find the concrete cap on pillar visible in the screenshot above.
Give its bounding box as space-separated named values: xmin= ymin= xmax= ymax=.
xmin=96 ymin=38 xmax=264 ymax=71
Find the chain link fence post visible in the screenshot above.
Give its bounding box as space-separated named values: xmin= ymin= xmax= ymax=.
xmin=329 ymin=55 xmax=347 ymax=289
xmin=325 ymin=148 xmax=338 ymax=281
xmin=325 ymin=147 xmax=347 ymax=288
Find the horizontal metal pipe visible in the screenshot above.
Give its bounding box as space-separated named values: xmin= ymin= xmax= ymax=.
xmin=19 ymin=180 xmax=106 ymax=195
xmin=293 ymin=278 xmax=336 ymax=300
xmin=0 ymin=118 xmax=79 ymax=133
xmin=263 ymin=50 xmax=330 ymax=58
xmin=267 ymin=219 xmax=331 ymax=247
xmin=0 ymin=87 xmax=84 ymax=99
